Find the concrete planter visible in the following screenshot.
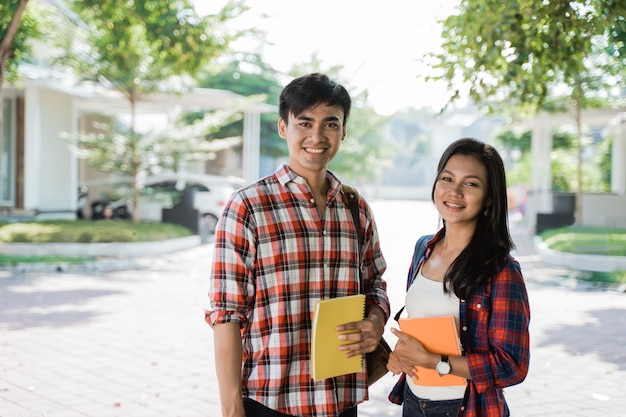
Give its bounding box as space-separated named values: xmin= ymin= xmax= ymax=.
xmin=534 ymin=236 xmax=626 ymax=272
xmin=0 ymin=235 xmax=201 ymax=258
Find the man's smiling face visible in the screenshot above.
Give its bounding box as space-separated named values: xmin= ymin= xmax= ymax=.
xmin=278 ymin=103 xmax=346 ymax=182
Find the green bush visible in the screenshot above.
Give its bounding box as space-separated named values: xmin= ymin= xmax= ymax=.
xmin=540 ymin=225 xmax=626 ymax=284
xmin=0 ymin=254 xmax=93 ymax=266
xmin=0 ymin=223 xmax=61 ymax=243
xmin=0 ymin=220 xmax=191 ymax=243
xmin=540 ymin=226 xmax=626 ymax=256
xmin=574 ymin=270 xmax=626 ymax=284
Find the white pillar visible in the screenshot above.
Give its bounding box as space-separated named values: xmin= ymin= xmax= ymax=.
xmin=610 ymin=113 xmax=626 ymax=195
xmin=69 ymin=96 xmax=79 ymax=215
xmin=23 ymin=86 xmax=42 ymax=210
xmin=242 ymin=110 xmax=261 ymax=184
xmin=531 ymin=112 xmax=553 ymax=211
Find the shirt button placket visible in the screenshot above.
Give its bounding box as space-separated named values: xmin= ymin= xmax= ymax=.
xmin=322 ymin=229 xmax=329 ymax=286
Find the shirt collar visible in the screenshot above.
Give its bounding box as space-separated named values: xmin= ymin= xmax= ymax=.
xmin=275 ymin=164 xmax=342 ymax=198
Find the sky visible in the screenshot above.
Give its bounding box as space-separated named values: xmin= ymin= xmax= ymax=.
xmin=197 ymin=1 xmax=460 ymax=115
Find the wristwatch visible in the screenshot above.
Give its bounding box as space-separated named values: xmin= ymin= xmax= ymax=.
xmin=436 ymin=355 xmax=451 ymax=376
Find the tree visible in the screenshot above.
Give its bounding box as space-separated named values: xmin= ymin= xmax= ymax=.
xmin=0 ymin=0 xmax=46 ymax=170
xmin=150 ymin=111 xmax=244 ymax=174
xmin=59 ymin=0 xmax=248 ymax=222
xmin=328 ymin=104 xmax=393 ymax=185
xmin=0 ymin=0 xmax=29 ymax=90
xmin=197 ymin=59 xmax=286 ymax=158
xmin=429 ymin=0 xmax=626 ymax=224
xmin=495 ymin=130 xmax=531 ymax=155
xmin=64 ymin=108 xmax=244 ymax=183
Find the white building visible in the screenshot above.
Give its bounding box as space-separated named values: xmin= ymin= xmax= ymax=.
xmin=1 ymin=66 xmax=273 ymax=221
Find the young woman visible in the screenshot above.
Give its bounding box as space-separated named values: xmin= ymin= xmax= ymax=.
xmin=387 ymin=138 xmax=530 ymax=417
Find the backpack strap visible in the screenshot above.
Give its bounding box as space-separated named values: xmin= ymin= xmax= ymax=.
xmin=342 ymin=184 xmax=362 ymax=247
xmin=342 ymin=184 xmax=365 ymax=291
xmin=407 ymin=234 xmax=433 ymax=288
xmin=393 ymin=234 xmax=433 ymax=321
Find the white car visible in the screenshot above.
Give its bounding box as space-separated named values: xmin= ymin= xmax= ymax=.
xmin=138 ymin=172 xmax=246 ymax=235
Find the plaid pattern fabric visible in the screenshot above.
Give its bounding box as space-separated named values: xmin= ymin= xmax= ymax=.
xmin=389 ymin=231 xmax=530 ymax=417
xmin=207 ymin=164 xmax=389 ymax=417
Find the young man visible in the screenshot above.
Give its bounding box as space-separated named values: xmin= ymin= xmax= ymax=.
xmin=206 ymin=73 xmax=390 ymax=417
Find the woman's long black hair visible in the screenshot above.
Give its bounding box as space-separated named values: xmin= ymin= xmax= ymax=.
xmin=431 ymin=138 xmax=515 ymax=300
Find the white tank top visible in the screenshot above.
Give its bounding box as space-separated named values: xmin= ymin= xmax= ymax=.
xmin=404 ymin=269 xmax=466 ymax=400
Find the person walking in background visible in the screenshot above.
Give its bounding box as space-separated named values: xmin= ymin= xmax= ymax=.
xmin=387 ymin=138 xmax=530 ymax=417
xmin=206 ymin=73 xmax=390 ymax=417
xmin=102 ymin=203 xmax=117 ymax=220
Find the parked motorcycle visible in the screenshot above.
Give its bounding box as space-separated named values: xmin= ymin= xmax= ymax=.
xmin=76 ymin=186 xmax=89 ymax=219
xmin=77 ymin=185 xmax=131 ymax=220
xmin=90 ymin=199 xmax=131 ymax=220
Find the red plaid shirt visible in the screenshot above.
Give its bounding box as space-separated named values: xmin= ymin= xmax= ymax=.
xmin=389 ymin=230 xmax=530 ymax=417
xmin=206 ymin=165 xmax=390 ymax=417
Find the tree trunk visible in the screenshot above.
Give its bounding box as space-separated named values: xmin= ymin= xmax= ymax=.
xmin=0 ymin=0 xmax=28 ymax=63
xmin=0 ymin=66 xmax=5 ymax=152
xmin=0 ymin=0 xmax=30 ymax=172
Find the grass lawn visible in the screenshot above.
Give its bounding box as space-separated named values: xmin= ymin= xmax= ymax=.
xmin=539 ymin=225 xmax=626 ymax=284
xmin=539 ymin=225 xmax=626 ymax=256
xmin=0 ymin=219 xmax=192 ymax=243
xmin=0 ymin=220 xmax=193 ymax=266
xmin=0 ymin=254 xmax=94 ymax=266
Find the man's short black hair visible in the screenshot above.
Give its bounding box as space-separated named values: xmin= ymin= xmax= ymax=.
xmin=278 ymin=73 xmax=351 ymax=125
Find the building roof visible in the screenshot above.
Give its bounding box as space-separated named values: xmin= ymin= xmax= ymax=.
xmin=15 ymin=63 xmax=276 ymax=115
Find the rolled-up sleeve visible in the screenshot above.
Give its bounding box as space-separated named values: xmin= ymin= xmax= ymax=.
xmin=206 ymin=194 xmax=256 ymax=328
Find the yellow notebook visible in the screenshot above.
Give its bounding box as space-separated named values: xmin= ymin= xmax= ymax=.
xmin=398 ymin=315 xmax=466 ymax=386
xmin=311 ymin=294 xmax=365 ymax=380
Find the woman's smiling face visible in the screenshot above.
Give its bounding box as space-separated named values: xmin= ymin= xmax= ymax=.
xmin=434 ymin=153 xmax=490 ymax=227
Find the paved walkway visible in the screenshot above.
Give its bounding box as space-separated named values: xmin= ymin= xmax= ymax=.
xmin=1 ymin=210 xmax=625 ymax=416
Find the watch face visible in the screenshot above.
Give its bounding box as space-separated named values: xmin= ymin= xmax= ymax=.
xmin=437 ymin=360 xmax=451 ymax=375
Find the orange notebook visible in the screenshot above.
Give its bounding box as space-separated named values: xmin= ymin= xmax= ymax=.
xmin=311 ymin=294 xmax=365 ymax=380
xmin=398 ymin=315 xmax=466 ymax=386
